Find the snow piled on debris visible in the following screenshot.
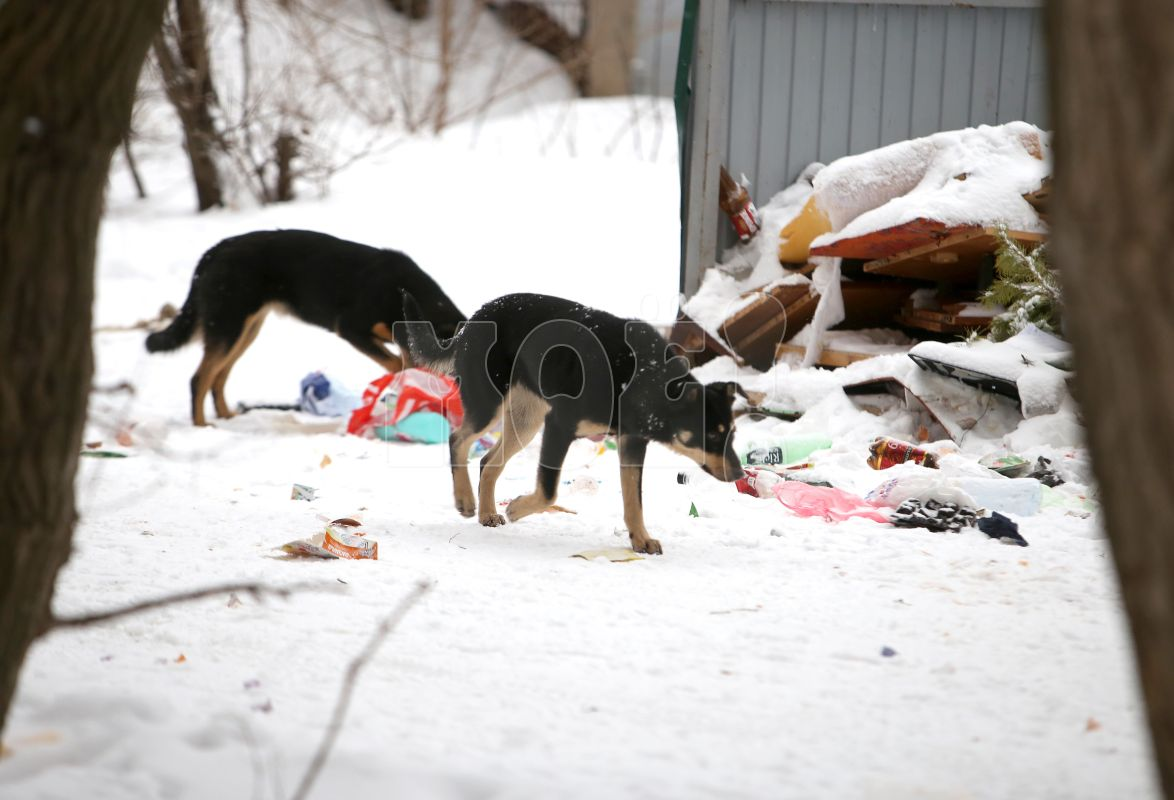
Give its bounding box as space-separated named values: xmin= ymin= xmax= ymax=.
xmin=813 ymin=121 xmax=1050 ymax=248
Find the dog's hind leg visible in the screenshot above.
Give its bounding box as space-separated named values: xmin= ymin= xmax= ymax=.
xmin=505 ymin=416 xmax=576 ymax=523
xmin=211 ymin=309 xmax=267 ymax=419
xmin=477 ymin=388 xmax=547 ymax=527
xmin=449 ymin=406 xmax=503 ymax=518
xmin=617 ymin=435 xmax=660 ymax=554
xmin=190 ymin=344 xmax=229 ymax=427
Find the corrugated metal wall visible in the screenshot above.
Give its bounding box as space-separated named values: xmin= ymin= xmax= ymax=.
xmin=725 ymin=0 xmax=1048 ymax=201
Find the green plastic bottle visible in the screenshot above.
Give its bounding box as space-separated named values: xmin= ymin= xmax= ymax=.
xmin=737 ymin=435 xmax=832 ymax=467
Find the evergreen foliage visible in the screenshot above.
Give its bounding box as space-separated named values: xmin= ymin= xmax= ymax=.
xmin=982 ymin=227 xmax=1063 ymax=341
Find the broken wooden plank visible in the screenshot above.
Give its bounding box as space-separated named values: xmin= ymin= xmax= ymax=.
xmin=862 ymin=228 xmax=1046 ymax=283
xmin=895 ymin=310 xmax=990 ymax=334
xmin=810 ymin=218 xmax=976 ymax=261
xmin=775 ymin=343 xmax=885 ymax=368
xmin=901 ymin=304 xmax=997 ymax=328
xmin=1023 ymin=176 xmax=1051 ymax=218
xmin=731 ymin=291 xmax=820 ymax=370
xmin=668 ymin=312 xmax=742 ymax=368
xmin=721 ymin=282 xmax=812 ymax=346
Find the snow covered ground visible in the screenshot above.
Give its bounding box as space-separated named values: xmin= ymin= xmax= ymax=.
xmin=0 ymin=7 xmax=1163 ymax=798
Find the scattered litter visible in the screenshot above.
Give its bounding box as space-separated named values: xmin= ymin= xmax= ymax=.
xmin=322 ymin=519 xmax=378 ymax=560
xmin=300 ymin=371 xmax=360 ymax=417
xmin=880 ymin=646 xmax=897 ymax=658
xmin=348 ymin=369 xmax=462 ymax=444
xmin=320 ymin=454 xmax=332 ymax=469
xmin=843 ymin=378 xmax=954 ymax=443
xmin=738 ymin=467 xmax=833 ymax=498
xmin=1027 ymin=456 xmax=1064 ymax=487
xmin=115 ymin=426 xmax=135 ymax=447
xmin=1040 ymin=485 xmax=1096 ymax=517
xmin=80 ymin=450 xmax=128 ymax=459
xmin=280 ymin=518 xmax=378 ymax=560
xmin=891 ymin=499 xmax=978 ymax=533
xmin=977 ymin=512 xmax=1028 ymax=547
xmin=867 ymin=474 xmax=978 ymax=510
xmin=735 ymin=467 xmax=783 ymax=498
xmin=688 ymin=502 xmax=700 ymax=518
xmin=566 ymin=475 xmax=600 ymax=494
xmin=709 ymin=606 xmax=762 ymax=615
xmin=979 ymin=452 xmax=1030 ymax=477
xmin=280 ymin=533 xmax=337 ymax=559
xmin=469 ymin=427 xmax=502 ymax=459
xmin=955 ymin=477 xmax=1041 ymax=517
xmin=1085 ymin=718 xmax=1102 ymax=733
xmin=738 ymin=434 xmax=831 ymax=467
xmin=226 ymin=593 xmax=242 ymax=608
xmin=867 ymin=437 xmax=939 ymax=470
xmin=290 ymin=483 xmax=317 ymax=501
xmin=773 ymin=482 xmax=890 ymax=524
xmin=175 ymin=654 xmax=187 ymax=664
xmin=571 ymin=548 xmax=644 ymax=562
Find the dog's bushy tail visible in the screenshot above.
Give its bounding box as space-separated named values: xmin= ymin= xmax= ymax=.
xmin=401 ymin=292 xmax=457 ymax=375
xmin=145 ymin=296 xmax=198 ymax=352
xmin=145 ymin=272 xmax=200 ymax=353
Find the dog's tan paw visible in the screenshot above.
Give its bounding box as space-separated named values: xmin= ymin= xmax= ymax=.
xmin=631 ymin=535 xmax=663 ymax=555
xmin=455 ymin=494 xmax=476 ymax=518
xmin=480 ymin=513 xmax=507 ymax=527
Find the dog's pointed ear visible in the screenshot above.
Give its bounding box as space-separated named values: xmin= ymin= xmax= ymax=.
xmin=706 ymin=381 xmax=742 ymax=404
xmin=400 ymin=290 xmax=421 ymax=320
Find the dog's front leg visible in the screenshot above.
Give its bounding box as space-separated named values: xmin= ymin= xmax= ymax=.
xmin=619 ymin=435 xmax=661 ymax=555
xmin=506 ymin=420 xmax=575 ymax=523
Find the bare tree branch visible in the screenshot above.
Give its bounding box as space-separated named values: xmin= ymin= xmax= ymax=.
xmin=289 ymin=580 xmax=433 ymax=800
xmin=44 ymin=580 xmax=340 ymax=635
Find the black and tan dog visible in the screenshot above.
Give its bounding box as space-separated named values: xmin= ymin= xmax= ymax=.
xmin=146 ymin=229 xmax=464 ymax=426
xmin=402 ymin=292 xmax=745 ymax=554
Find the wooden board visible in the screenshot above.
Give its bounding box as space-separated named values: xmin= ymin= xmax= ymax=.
xmin=668 ymin=312 xmax=742 ymax=368
xmin=901 ymin=305 xmax=996 ymax=328
xmin=721 ymin=282 xmax=812 ymax=345
xmin=809 ymin=217 xmax=977 ymax=260
xmin=774 ymin=343 xmax=890 ymax=368
xmin=839 ymin=280 xmax=919 ymax=328
xmin=862 ymin=227 xmax=1047 ymax=283
xmin=1023 ymin=176 xmax=1051 ymax=218
xmin=731 ymin=292 xmax=820 ymax=370
xmin=895 ymin=311 xmax=990 ymax=334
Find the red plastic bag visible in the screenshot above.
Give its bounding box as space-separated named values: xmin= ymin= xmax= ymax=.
xmin=346 ymin=369 xmax=463 ymax=438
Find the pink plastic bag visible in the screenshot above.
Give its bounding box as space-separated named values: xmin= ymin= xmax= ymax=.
xmin=772 ymin=481 xmax=890 ymax=524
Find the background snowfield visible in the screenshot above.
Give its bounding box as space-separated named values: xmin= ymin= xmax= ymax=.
xmin=0 ymin=6 xmax=1162 ymax=798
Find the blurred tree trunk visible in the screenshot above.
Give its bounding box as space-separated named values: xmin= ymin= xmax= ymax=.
xmin=1047 ymin=2 xmax=1174 ymax=795
xmin=488 ymin=1 xmax=585 ymax=93
xmin=154 ymin=0 xmax=223 ymax=211
xmin=387 ymin=0 xmax=430 ymax=20
xmin=0 ymin=0 xmax=166 ymax=736
xmin=583 ymin=0 xmax=633 ymax=96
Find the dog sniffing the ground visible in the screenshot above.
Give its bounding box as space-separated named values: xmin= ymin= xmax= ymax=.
xmin=146 ymin=229 xmax=464 ymax=426
xmin=402 ymin=292 xmax=745 ymax=554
